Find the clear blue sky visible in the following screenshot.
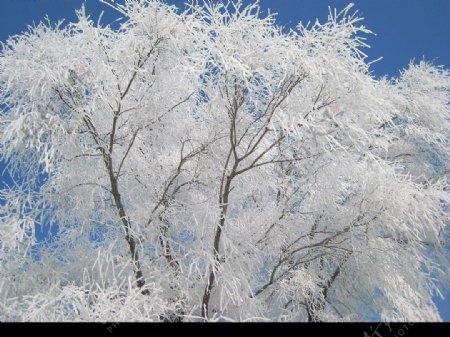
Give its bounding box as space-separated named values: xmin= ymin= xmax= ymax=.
xmin=0 ymin=0 xmax=449 ymax=321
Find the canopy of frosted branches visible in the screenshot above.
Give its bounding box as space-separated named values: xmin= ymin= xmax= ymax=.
xmin=0 ymin=0 xmax=448 ymax=322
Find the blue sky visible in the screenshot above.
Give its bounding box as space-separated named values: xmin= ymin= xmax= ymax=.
xmin=0 ymin=0 xmax=449 ymax=321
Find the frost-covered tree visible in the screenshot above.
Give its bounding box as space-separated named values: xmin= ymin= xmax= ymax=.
xmin=0 ymin=0 xmax=448 ymax=322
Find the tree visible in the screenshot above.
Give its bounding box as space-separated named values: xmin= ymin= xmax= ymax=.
xmin=0 ymin=0 xmax=448 ymax=322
